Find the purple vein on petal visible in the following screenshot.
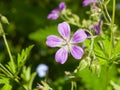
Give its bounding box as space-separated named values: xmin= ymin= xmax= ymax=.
xmin=46 ymin=35 xmax=63 ymax=47
xmin=55 ymin=47 xmax=68 ymax=64
xmin=71 ymin=30 xmax=87 ymax=43
xmin=70 ymin=45 xmax=84 ymax=59
xmin=58 ymin=22 xmax=70 ymax=40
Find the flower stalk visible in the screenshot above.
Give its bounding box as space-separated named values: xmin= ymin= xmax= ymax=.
xmin=109 ymin=0 xmax=116 ymax=59
xmin=0 ymin=21 xmax=15 ymax=73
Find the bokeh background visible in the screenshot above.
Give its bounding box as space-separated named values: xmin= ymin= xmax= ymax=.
xmin=0 ymin=0 xmax=120 ymax=90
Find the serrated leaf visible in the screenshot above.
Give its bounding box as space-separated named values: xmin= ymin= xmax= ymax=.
xmin=21 ymin=66 xmax=37 ymax=90
xmin=21 ymin=66 xmax=31 ymax=82
xmin=28 ymin=72 xmax=37 ymax=90
xmin=17 ymin=45 xmax=34 ymax=74
xmin=5 ymin=61 xmax=16 ymax=74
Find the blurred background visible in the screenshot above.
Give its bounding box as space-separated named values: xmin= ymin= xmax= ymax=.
xmin=0 ymin=0 xmax=120 ymax=90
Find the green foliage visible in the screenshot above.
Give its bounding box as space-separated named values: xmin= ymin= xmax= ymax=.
xmin=29 ymin=25 xmax=58 ymax=45
xmin=110 ymin=80 xmax=120 ymax=90
xmin=20 ymin=66 xmax=37 ymax=90
xmin=0 ymin=75 xmax=12 ymax=90
xmin=0 ymin=45 xmax=34 ymax=89
xmin=17 ymin=45 xmax=34 ymax=75
xmin=0 ymin=0 xmax=120 ymax=90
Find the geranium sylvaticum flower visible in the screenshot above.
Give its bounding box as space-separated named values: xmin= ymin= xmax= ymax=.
xmin=82 ymin=0 xmax=98 ymax=6
xmin=46 ymin=22 xmax=87 ymax=64
xmin=47 ymin=2 xmax=66 ymax=20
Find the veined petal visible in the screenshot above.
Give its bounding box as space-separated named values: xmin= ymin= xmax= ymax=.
xmin=71 ymin=30 xmax=87 ymax=43
xmin=70 ymin=45 xmax=84 ymax=59
xmin=58 ymin=22 xmax=70 ymax=40
xmin=46 ymin=35 xmax=63 ymax=47
xmin=55 ymin=47 xmax=68 ymax=64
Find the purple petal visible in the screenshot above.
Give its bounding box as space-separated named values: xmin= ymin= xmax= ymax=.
xmin=46 ymin=35 xmax=63 ymax=47
xmin=59 ymin=2 xmax=66 ymax=11
xmin=94 ymin=20 xmax=102 ymax=35
xmin=47 ymin=9 xmax=60 ymax=20
xmin=58 ymin=22 xmax=70 ymax=40
xmin=71 ymin=30 xmax=87 ymax=43
xmin=55 ymin=47 xmax=68 ymax=64
xmin=70 ymin=45 xmax=84 ymax=59
xmin=82 ymin=0 xmax=97 ymax=6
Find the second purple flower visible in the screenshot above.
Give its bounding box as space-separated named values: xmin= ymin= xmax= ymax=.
xmin=46 ymin=22 xmax=87 ymax=64
xmin=47 ymin=2 xmax=66 ymax=20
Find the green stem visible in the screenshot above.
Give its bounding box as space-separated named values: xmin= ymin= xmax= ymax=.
xmin=2 ymin=34 xmax=14 ymax=62
xmin=71 ymin=81 xmax=74 ymax=90
xmin=98 ymin=0 xmax=110 ymax=23
xmin=0 ymin=22 xmax=15 ymax=73
xmin=105 ymin=66 xmax=109 ymax=90
xmin=88 ymin=35 xmax=96 ymax=60
xmin=111 ymin=0 xmax=116 ymax=28
xmin=0 ymin=63 xmax=13 ymax=77
xmin=104 ymin=5 xmax=111 ymax=22
xmin=71 ymin=81 xmax=76 ymax=90
xmin=109 ymin=0 xmax=116 ymax=58
xmin=105 ymin=0 xmax=116 ymax=89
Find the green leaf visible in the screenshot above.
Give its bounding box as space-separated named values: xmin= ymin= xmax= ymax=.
xmin=0 ymin=76 xmax=12 ymax=90
xmin=5 ymin=61 xmax=16 ymax=74
xmin=112 ymin=40 xmax=120 ymax=56
xmin=17 ymin=45 xmax=34 ymax=74
xmin=28 ymin=72 xmax=37 ymax=90
xmin=94 ymin=40 xmax=106 ymax=60
xmin=21 ymin=66 xmax=37 ymax=90
xmin=29 ymin=25 xmax=58 ymax=45
xmin=110 ymin=81 xmax=120 ymax=90
xmin=0 ymin=77 xmax=9 ymax=84
xmin=1 ymin=84 xmax=12 ymax=90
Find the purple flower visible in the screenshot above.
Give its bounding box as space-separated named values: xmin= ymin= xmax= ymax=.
xmin=47 ymin=2 xmax=66 ymax=20
xmin=94 ymin=20 xmax=102 ymax=35
xmin=82 ymin=0 xmax=98 ymax=6
xmin=46 ymin=22 xmax=87 ymax=64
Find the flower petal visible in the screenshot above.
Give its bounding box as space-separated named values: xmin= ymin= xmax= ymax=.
xmin=58 ymin=22 xmax=70 ymax=40
xmin=94 ymin=20 xmax=102 ymax=35
xmin=71 ymin=30 xmax=87 ymax=43
xmin=47 ymin=9 xmax=60 ymax=20
xmin=82 ymin=0 xmax=97 ymax=6
xmin=46 ymin=35 xmax=63 ymax=47
xmin=59 ymin=2 xmax=66 ymax=11
xmin=70 ymin=45 xmax=84 ymax=59
xmin=55 ymin=47 xmax=68 ymax=64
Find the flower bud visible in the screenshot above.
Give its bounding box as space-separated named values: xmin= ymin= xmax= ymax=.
xmin=103 ymin=0 xmax=110 ymax=5
xmin=78 ymin=60 xmax=88 ymax=71
xmin=1 ymin=16 xmax=9 ymax=24
xmin=91 ymin=63 xmax=96 ymax=74
xmin=96 ymin=64 xmax=101 ymax=77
